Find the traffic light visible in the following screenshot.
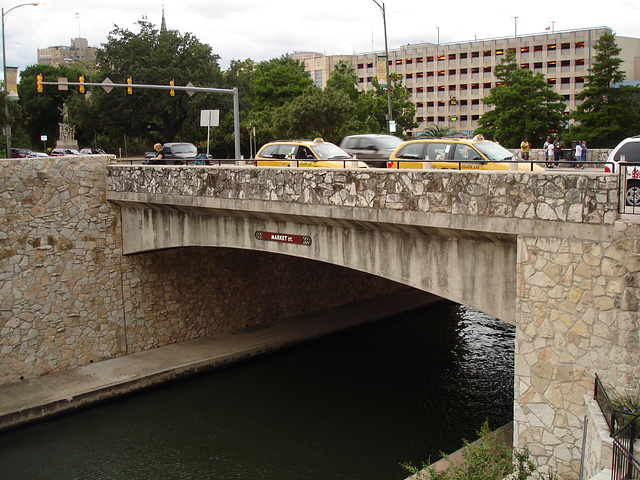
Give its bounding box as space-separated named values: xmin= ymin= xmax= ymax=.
xmin=449 ymin=115 xmax=458 ymax=122
xmin=126 ymin=76 xmax=133 ymax=95
xmin=78 ymin=75 xmax=85 ymax=94
xmin=449 ymin=96 xmax=457 ymax=105
xmin=36 ymin=73 xmax=43 ymax=93
xmin=169 ymin=79 xmax=175 ymax=97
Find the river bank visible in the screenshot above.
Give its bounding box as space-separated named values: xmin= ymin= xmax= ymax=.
xmin=0 ymin=289 xmax=440 ymax=432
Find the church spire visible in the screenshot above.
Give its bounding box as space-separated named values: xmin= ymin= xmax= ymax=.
xmin=160 ymin=4 xmax=167 ymax=32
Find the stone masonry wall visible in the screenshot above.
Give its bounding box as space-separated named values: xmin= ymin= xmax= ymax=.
xmin=0 ymin=158 xmax=403 ymax=384
xmin=515 ymin=220 xmax=640 ymax=479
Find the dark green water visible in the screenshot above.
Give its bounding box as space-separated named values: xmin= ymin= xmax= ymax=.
xmin=0 ymin=301 xmax=515 ymax=480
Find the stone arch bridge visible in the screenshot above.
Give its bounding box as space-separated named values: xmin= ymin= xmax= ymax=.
xmin=0 ymin=157 xmax=637 ymax=479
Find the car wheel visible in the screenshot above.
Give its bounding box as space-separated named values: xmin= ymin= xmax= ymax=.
xmin=626 ymin=180 xmax=640 ymax=206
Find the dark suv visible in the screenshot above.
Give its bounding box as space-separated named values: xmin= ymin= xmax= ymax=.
xmin=146 ymin=142 xmax=197 ymax=165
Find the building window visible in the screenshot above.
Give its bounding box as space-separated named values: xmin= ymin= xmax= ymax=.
xmin=575 ymin=41 xmax=585 ymax=49
xmin=471 ymin=67 xmax=479 ymax=74
xmin=483 ymin=66 xmax=491 ymax=73
xmin=471 ymin=99 xmax=480 ymax=105
xmin=495 ymin=49 xmax=504 ymax=56
xmin=417 ymin=57 xmax=424 ymax=63
xmin=561 ymin=60 xmax=571 ymax=67
xmin=438 ymin=70 xmax=445 ymax=77
xmin=416 ymin=102 xmax=424 ymax=107
xmin=427 ymin=56 xmax=434 ymax=63
xmin=471 ymin=83 xmax=479 ymax=91
xmin=449 ymin=53 xmax=456 ymax=60
xmin=416 ymin=72 xmax=424 ymax=79
xmin=521 ymin=46 xmax=530 ymax=53
xmin=575 ymin=77 xmax=585 ymax=84
xmin=471 ymin=51 xmax=479 ymax=58
xmin=460 ymin=52 xmax=468 ymax=59
xmin=459 ymin=84 xmax=468 ymax=91
xmin=416 ymin=87 xmax=424 ymax=93
xmin=438 ymin=100 xmax=446 ymax=106
xmin=521 ymin=63 xmax=529 ymax=69
xmin=367 ymin=62 xmax=373 ymax=68
xmin=427 ymin=71 xmax=434 ymax=77
xmin=357 ymin=63 xmax=364 ymax=69
xmin=460 ymin=99 xmax=468 ymax=105
xmin=547 ymin=78 xmax=557 ymax=85
xmin=427 ymin=116 xmax=434 ymax=122
xmin=460 ymin=68 xmax=468 ymax=75
xmin=561 ymin=43 xmax=570 ymax=51
xmin=448 ymin=85 xmax=456 ymax=91
xmin=575 ymin=59 xmax=585 ymax=67
xmin=406 ymin=58 xmax=413 ymax=64
xmin=548 ymin=61 xmax=557 ymax=68
xmin=534 ymin=62 xmax=543 ymax=69
xmin=534 ymin=45 xmax=543 ymax=52
xmin=314 ymin=70 xmax=322 ymax=87
xmin=427 ymin=86 xmax=434 ymax=92
xmin=438 ymin=54 xmax=445 ymax=61
xmin=547 ymin=44 xmax=557 ymax=51
xmin=427 ymin=101 xmax=434 ymax=107
xmin=438 ymin=85 xmax=445 ymax=92
xmin=483 ymin=82 xmax=491 ymax=88
xmin=483 ymin=50 xmax=491 ymax=57
xmin=396 ymin=59 xmax=403 ymax=65
xmin=406 ymin=73 xmax=413 ymax=79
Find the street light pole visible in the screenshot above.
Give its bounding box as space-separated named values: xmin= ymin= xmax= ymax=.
xmin=372 ymin=0 xmax=393 ymax=134
xmin=2 ymin=2 xmax=42 ymax=158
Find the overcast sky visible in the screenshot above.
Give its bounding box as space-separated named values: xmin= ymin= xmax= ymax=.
xmin=3 ymin=0 xmax=640 ymax=77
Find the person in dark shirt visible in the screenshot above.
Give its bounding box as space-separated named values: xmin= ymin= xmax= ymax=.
xmin=151 ymin=143 xmax=166 ymax=165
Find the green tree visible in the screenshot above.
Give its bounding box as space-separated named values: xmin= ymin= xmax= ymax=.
xmin=476 ymin=51 xmax=566 ymax=148
xmin=357 ymin=74 xmax=416 ymax=135
xmin=17 ymin=65 xmax=84 ymax=148
xmin=271 ymin=87 xmax=355 ymax=143
xmin=69 ymin=19 xmax=223 ymax=150
xmin=252 ymin=56 xmax=313 ymax=111
xmin=569 ymin=32 xmax=640 ymax=147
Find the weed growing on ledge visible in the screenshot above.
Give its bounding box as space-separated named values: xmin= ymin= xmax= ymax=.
xmin=401 ymin=421 xmax=535 ymax=480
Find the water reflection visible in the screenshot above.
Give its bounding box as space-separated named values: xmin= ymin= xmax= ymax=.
xmin=0 ymin=301 xmax=514 ymax=480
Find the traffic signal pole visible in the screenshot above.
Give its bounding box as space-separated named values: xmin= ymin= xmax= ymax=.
xmin=37 ymin=78 xmax=242 ymax=160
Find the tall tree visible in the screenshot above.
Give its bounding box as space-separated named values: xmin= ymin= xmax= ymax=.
xmin=69 ymin=19 xmax=223 ymax=149
xmin=476 ymin=51 xmax=566 ymax=148
xmin=17 ymin=65 xmax=84 ymax=148
xmin=252 ymin=56 xmax=313 ymax=111
xmin=569 ymin=32 xmax=640 ymax=147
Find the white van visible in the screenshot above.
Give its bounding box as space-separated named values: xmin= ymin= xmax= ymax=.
xmin=604 ymin=136 xmax=640 ymax=206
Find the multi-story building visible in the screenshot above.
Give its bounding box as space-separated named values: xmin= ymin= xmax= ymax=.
xmin=37 ymin=38 xmax=96 ymax=69
xmin=296 ymin=27 xmax=640 ymax=136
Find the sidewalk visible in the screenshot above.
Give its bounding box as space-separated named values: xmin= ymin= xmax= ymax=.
xmin=0 ymin=289 xmax=440 ymax=432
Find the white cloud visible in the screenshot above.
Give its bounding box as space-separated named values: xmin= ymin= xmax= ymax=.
xmin=3 ymin=0 xmax=639 ymax=76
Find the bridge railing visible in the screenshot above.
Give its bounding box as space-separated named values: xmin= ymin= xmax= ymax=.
xmin=594 ymin=374 xmax=640 ymax=480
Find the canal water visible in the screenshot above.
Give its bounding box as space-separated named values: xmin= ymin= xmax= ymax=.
xmin=0 ymin=301 xmax=515 ymax=480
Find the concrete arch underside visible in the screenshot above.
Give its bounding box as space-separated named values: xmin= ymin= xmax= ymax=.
xmin=118 ymin=204 xmax=517 ymax=324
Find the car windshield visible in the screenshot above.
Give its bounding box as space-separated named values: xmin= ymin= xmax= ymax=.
xmin=475 ymin=141 xmax=516 ymax=162
xmin=310 ymin=143 xmax=351 ymax=160
xmin=613 ymin=142 xmax=640 ymax=161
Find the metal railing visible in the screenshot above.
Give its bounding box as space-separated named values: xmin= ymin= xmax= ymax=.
xmin=593 ymin=374 xmax=640 ymax=480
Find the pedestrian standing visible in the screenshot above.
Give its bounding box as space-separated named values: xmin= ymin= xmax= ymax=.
xmin=544 ymin=136 xmax=552 ymax=167
xmin=575 ymin=141 xmax=583 ymax=169
xmin=546 ymin=141 xmax=555 ymax=168
xmin=553 ymin=137 xmax=564 ymax=167
xmin=581 ymin=141 xmax=587 ymax=167
xmin=520 ymin=138 xmax=530 ymax=160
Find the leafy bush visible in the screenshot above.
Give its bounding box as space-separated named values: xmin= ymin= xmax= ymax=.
xmin=402 ymin=421 xmax=535 ymax=480
xmin=612 ymin=384 xmax=640 ymax=438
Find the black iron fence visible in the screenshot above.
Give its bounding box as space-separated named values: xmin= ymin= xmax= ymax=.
xmin=594 ymin=374 xmax=640 ymax=480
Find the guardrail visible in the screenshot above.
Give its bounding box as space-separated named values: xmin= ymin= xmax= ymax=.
xmin=594 ymin=374 xmax=640 ymax=480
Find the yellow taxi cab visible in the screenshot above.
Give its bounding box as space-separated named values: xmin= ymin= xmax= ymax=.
xmin=254 ymin=138 xmax=369 ymax=168
xmin=388 ymin=135 xmax=543 ymax=171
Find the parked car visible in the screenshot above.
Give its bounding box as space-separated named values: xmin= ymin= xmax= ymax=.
xmin=388 ymin=135 xmax=544 ymax=172
xmin=27 ymin=152 xmax=49 ymax=157
xmin=79 ymin=148 xmax=107 ymax=155
xmin=604 ymin=135 xmax=640 ymax=206
xmin=339 ymin=134 xmax=403 ymax=168
xmin=146 ymin=142 xmax=197 ymax=165
xmin=11 ymin=148 xmax=33 ymax=158
xmin=254 ymin=138 xmax=368 ymax=168
xmin=50 ymin=148 xmax=80 ymax=156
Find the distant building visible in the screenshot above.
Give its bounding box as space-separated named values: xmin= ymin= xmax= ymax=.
xmin=295 ymin=27 xmax=640 ymax=137
xmin=37 ymin=38 xmax=96 ymax=69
